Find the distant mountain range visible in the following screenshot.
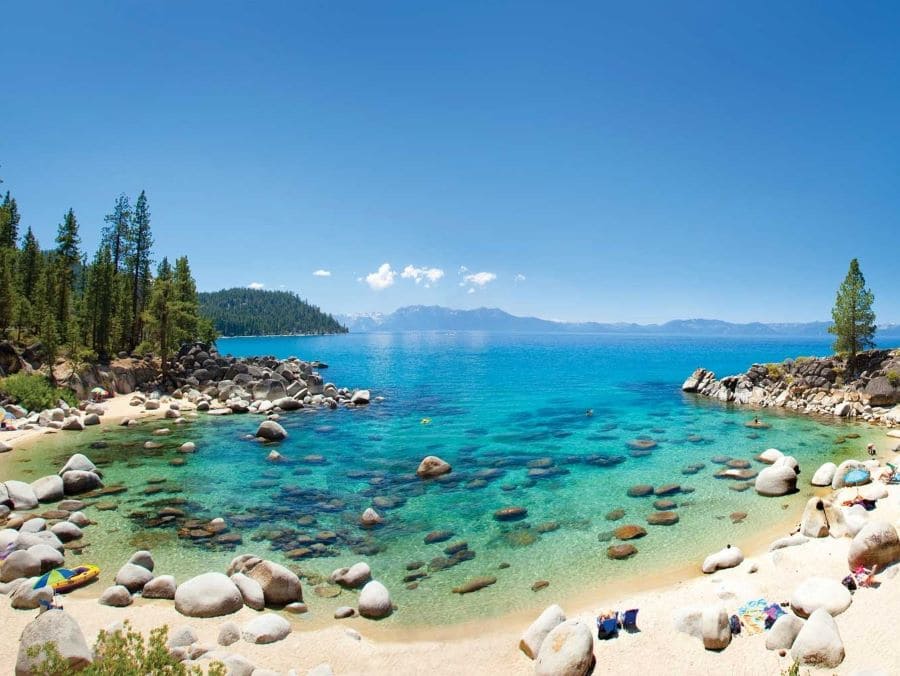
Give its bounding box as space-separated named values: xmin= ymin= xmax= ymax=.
xmin=336 ymin=305 xmax=900 ymax=339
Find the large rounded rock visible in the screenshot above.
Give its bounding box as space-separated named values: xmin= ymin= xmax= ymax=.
xmin=50 ymin=521 xmax=82 ymax=543
xmin=790 ymin=577 xmax=852 ymax=618
xmin=231 ymin=572 xmax=265 ymax=611
xmin=246 ymin=560 xmax=303 ymax=606
xmin=1 ymin=550 xmax=41 ymax=582
xmin=757 ymin=448 xmax=784 ymax=464
xmin=31 ymin=475 xmax=64 ymax=503
xmin=765 ymin=614 xmax=805 ymax=650
xmin=701 ymin=545 xmax=743 ymax=574
xmin=61 ymin=470 xmax=103 ymax=495
xmin=128 ymin=550 xmax=155 ymax=571
xmin=241 ymin=613 xmax=291 ymax=644
xmin=58 ymin=453 xmax=97 ymax=475
xmin=256 ymin=421 xmax=287 ymax=441
xmin=755 ymin=464 xmax=798 ymax=497
xmin=519 ymin=604 xmax=566 ymax=659
xmin=831 ymin=459 xmax=867 ymax=489
xmin=5 ymin=480 xmax=39 ymax=510
xmin=358 ymin=580 xmax=392 ymax=619
xmin=701 ymin=605 xmax=731 ymax=651
xmin=142 ymin=575 xmax=176 ymax=599
xmin=16 ymin=610 xmax=92 ymax=675
xmin=11 ymin=581 xmax=53 ymax=610
xmin=811 ymin=462 xmax=836 ymax=487
xmin=800 ymin=497 xmax=832 ymax=538
xmin=416 ymin=455 xmax=451 ymax=478
xmin=847 ymin=521 xmax=900 ymax=569
xmin=330 ymin=562 xmax=371 ymax=589
xmin=174 ymin=572 xmax=243 ymax=618
xmin=99 ymin=585 xmax=133 ymax=607
xmin=790 ymin=608 xmax=844 ymax=668
xmin=534 ymin=619 xmax=594 ymax=676
xmin=27 ymin=544 xmax=65 ymax=572
xmin=115 ymin=563 xmax=154 ymax=593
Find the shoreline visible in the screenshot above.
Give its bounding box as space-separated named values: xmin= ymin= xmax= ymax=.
xmin=3 ymin=440 xmax=898 ymax=673
xmin=3 ymin=392 xmax=899 ymax=672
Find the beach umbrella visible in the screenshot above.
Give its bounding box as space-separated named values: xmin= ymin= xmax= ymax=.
xmin=90 ymin=387 xmax=108 ymax=396
xmin=844 ymin=468 xmax=871 ymax=498
xmin=3 ymin=411 xmax=14 ymax=420
xmin=33 ymin=567 xmax=77 ymax=590
xmin=843 ymin=468 xmax=870 ymax=486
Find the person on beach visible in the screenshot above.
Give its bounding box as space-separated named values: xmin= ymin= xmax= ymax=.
xmin=867 ymin=443 xmax=877 ymax=457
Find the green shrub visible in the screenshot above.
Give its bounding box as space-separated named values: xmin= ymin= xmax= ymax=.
xmin=27 ymin=622 xmax=225 ymax=676
xmin=0 ymin=373 xmax=77 ymax=411
xmin=765 ymin=363 xmax=783 ymax=379
xmin=888 ymin=371 xmax=900 ymax=387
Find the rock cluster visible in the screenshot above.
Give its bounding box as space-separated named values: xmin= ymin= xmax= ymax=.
xmin=682 ymin=349 xmax=900 ymax=426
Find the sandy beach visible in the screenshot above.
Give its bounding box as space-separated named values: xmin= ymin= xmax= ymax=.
xmin=2 ymin=405 xmax=898 ymax=674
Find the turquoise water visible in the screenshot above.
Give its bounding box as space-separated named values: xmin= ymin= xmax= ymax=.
xmin=7 ymin=333 xmax=879 ymax=625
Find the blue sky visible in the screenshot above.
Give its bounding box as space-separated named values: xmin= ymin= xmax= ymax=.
xmin=2 ymin=1 xmax=899 ymax=323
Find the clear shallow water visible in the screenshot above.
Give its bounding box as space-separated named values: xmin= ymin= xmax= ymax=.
xmin=8 ymin=333 xmax=878 ymax=625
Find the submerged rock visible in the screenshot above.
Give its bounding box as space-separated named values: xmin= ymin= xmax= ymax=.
xmin=416 ymin=455 xmax=452 ymax=478
xmin=607 ymin=544 xmax=637 ymax=560
xmin=452 ymin=577 xmax=497 ymax=594
xmin=493 ymin=506 xmax=527 ymax=521
xmin=614 ymin=525 xmax=646 ymax=540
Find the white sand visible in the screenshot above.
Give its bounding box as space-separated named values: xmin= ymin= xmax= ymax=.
xmin=2 ymin=411 xmax=899 ymax=674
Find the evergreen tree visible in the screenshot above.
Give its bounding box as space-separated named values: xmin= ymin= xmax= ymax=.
xmin=0 ymin=248 xmax=14 ymax=335
xmin=36 ymin=264 xmax=59 ymax=380
xmin=18 ymin=226 xmax=42 ymax=304
xmin=53 ymin=209 xmax=81 ymax=344
xmin=83 ymin=245 xmax=116 ymax=358
xmin=172 ymin=256 xmax=199 ymax=344
xmin=0 ymin=191 xmax=20 ymax=248
xmin=127 ymin=190 xmax=153 ymax=348
xmin=102 ymin=193 xmax=132 ymax=271
xmin=829 ymin=258 xmax=876 ymax=371
xmin=144 ymin=257 xmax=184 ymax=377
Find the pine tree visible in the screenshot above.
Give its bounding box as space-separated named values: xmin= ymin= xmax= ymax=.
xmin=172 ymin=256 xmax=199 ymax=344
xmin=54 ymin=209 xmax=81 ymax=344
xmin=0 ymin=248 xmax=15 ymax=335
xmin=84 ymin=245 xmax=116 ymax=357
xmin=0 ymin=191 xmax=20 ymax=248
xmin=127 ymin=191 xmax=153 ymax=348
xmin=36 ymin=264 xmax=59 ymax=379
xmin=829 ymin=258 xmax=876 ymax=371
xmin=18 ymin=226 xmax=42 ymax=304
xmin=144 ymin=257 xmax=182 ymax=377
xmin=102 ymin=193 xmax=132 ymax=272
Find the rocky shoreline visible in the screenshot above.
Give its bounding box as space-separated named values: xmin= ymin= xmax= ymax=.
xmin=0 ymin=342 xmax=373 ymax=443
xmin=682 ymin=348 xmax=900 ymax=426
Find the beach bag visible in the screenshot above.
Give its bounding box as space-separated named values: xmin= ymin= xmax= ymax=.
xmin=729 ymin=614 xmax=741 ymax=635
xmin=841 ymin=574 xmax=857 ymax=592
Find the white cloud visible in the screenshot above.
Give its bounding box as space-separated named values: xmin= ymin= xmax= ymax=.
xmin=248 ymin=282 xmax=265 ymax=290
xmin=467 ymin=287 xmax=475 ymax=294
xmin=365 ymin=263 xmax=396 ymax=291
xmin=458 ymin=265 xmax=469 ymax=274
xmin=401 ymin=265 xmax=444 ymax=287
xmin=514 ymin=273 xmax=526 ymax=283
xmin=312 ymin=269 xmax=332 ymax=277
xmin=463 ymin=271 xmax=497 ymax=287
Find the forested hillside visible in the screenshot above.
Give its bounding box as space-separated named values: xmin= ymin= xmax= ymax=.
xmin=199 ymin=288 xmax=347 ymax=336
xmin=0 ymin=185 xmax=214 ymax=371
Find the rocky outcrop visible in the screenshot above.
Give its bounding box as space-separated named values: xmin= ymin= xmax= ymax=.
xmin=174 ymin=572 xmax=243 ymax=618
xmin=682 ymin=349 xmax=900 ymax=426
xmin=358 ymin=580 xmax=392 ymax=619
xmin=791 ymin=608 xmax=845 ymax=668
xmin=534 ymin=620 xmax=594 ymax=676
xmin=15 ymin=610 xmax=92 ymax=675
xmin=520 ymin=604 xmax=566 ymax=659
xmin=847 ymin=521 xmax=900 ymax=569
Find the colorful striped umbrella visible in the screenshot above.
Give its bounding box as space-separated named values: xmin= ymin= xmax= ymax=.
xmin=90 ymin=387 xmax=109 ymax=395
xmin=33 ymin=567 xmax=77 ymax=589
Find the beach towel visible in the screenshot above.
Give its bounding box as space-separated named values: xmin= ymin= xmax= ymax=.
xmin=737 ymin=598 xmax=768 ymax=635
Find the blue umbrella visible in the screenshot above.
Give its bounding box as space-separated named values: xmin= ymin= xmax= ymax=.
xmin=844 ymin=469 xmax=870 ymax=486
xmin=33 ymin=567 xmax=77 ymax=590
xmin=3 ymin=411 xmax=14 ymax=420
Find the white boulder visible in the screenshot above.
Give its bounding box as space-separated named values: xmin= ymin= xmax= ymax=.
xmin=534 ymin=619 xmax=594 ymax=676
xmin=174 ymin=572 xmax=243 ymax=618
xmin=790 ymin=608 xmax=844 ymax=668
xmin=241 ymin=613 xmax=291 ymax=644
xmin=358 ymin=580 xmax=392 ymax=619
xmin=701 ymin=605 xmax=731 ymax=650
xmin=790 ymin=577 xmax=852 ymax=618
xmin=701 ymin=545 xmax=743 ymax=573
xmin=519 ymin=604 xmax=566 ymax=659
